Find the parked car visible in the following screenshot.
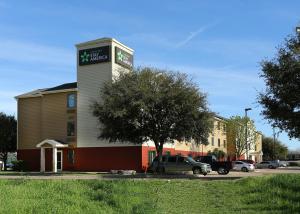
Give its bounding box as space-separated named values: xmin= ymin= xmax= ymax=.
xmin=278 ymin=161 xmax=288 ymax=167
xmin=194 ymin=155 xmax=232 ymax=175
xmin=0 ymin=161 xmax=3 ymax=171
xmin=149 ymin=155 xmax=212 ymax=175
xmin=232 ymin=161 xmax=255 ymax=172
xmin=256 ymin=161 xmax=278 ymax=169
xmin=239 ymin=159 xmax=256 ymax=167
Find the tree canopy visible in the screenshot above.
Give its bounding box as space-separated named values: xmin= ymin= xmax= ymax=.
xmin=262 ymin=136 xmax=288 ymax=160
xmin=226 ymin=116 xmax=257 ymax=159
xmin=93 ymin=67 xmax=213 ymax=165
xmin=259 ymin=30 xmax=300 ymax=139
xmin=0 ymin=112 xmax=17 ymax=170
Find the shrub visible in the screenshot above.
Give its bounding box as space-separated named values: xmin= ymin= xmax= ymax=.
xmin=288 ymin=162 xmax=300 ymax=167
xmin=12 ymin=160 xmax=27 ymax=171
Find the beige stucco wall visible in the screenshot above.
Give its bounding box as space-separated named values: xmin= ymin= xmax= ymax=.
xmin=18 ymin=97 xmax=42 ymax=149
xmin=171 ymin=118 xmax=227 ymax=154
xmin=17 ymin=92 xmax=77 ymax=149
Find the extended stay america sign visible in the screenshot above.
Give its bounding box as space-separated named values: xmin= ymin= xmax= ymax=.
xmin=78 ymin=46 xmax=110 ymax=66
xmin=115 ymin=47 xmax=133 ymax=69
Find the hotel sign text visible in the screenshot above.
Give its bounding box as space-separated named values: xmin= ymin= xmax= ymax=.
xmin=79 ymin=46 xmax=110 ymax=66
xmin=115 ymin=47 xmax=133 ymax=69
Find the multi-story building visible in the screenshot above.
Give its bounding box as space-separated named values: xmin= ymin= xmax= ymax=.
xmin=16 ymin=38 xmax=262 ymax=172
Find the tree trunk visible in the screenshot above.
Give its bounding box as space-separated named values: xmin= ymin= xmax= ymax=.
xmin=3 ymin=153 xmax=7 ymax=171
xmin=154 ymin=141 xmax=164 ymax=173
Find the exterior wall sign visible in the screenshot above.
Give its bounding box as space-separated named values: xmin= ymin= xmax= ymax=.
xmin=78 ymin=46 xmax=110 ymax=66
xmin=115 ymin=47 xmax=133 ymax=69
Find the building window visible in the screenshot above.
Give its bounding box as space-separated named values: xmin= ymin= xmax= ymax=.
xmin=218 ymin=138 xmax=220 ymax=147
xmin=217 ymin=122 xmax=221 ymax=130
xmin=68 ymin=150 xmax=74 ymax=164
xmin=224 ymin=140 xmax=226 ymax=148
xmin=148 ymin=151 xmax=156 ymax=166
xmin=211 ymin=137 xmax=214 ymax=146
xmin=67 ymin=93 xmax=76 ymax=108
xmin=223 ymin=124 xmax=226 ymax=132
xmin=255 ymin=145 xmax=257 ymax=151
xmin=67 ymin=121 xmax=75 ymax=136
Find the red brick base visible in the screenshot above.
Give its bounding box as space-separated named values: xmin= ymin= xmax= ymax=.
xmin=17 ymin=146 xmax=207 ymax=172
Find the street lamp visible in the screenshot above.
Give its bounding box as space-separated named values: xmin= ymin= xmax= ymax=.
xmin=245 ymin=108 xmax=252 ymax=160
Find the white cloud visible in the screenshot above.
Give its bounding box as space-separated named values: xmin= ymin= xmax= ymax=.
xmin=0 ymin=39 xmax=74 ymax=67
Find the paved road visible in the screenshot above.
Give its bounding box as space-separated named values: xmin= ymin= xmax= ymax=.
xmin=0 ymin=167 xmax=299 ymax=180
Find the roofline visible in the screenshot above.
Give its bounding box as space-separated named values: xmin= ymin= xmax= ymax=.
xmin=15 ymin=88 xmax=77 ymax=99
xmin=75 ymin=37 xmax=134 ymax=52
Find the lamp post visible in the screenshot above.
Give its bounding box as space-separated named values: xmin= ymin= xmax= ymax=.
xmin=245 ymin=108 xmax=252 ymax=160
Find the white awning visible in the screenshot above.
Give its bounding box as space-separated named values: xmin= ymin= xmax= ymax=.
xmin=36 ymin=139 xmax=68 ymax=148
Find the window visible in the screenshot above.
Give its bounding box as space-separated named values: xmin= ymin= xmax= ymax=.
xmin=223 ymin=140 xmax=226 ymax=148
xmin=67 ymin=93 xmax=76 ymax=108
xmin=218 ymin=139 xmax=220 ymax=147
xmin=255 ymin=145 xmax=257 ymax=151
xmin=168 ymin=156 xmax=177 ymax=163
xmin=217 ymin=122 xmax=221 ymax=130
xmin=67 ymin=121 xmax=75 ymax=136
xmin=177 ymin=156 xmax=185 ymax=163
xmin=148 ymin=151 xmax=156 ymax=165
xmin=211 ymin=137 xmax=214 ymax=146
xmin=223 ymin=124 xmax=226 ymax=132
xmin=68 ymin=150 xmax=74 ymax=164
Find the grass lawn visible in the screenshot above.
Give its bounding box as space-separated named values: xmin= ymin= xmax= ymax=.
xmin=0 ymin=174 xmax=299 ymax=214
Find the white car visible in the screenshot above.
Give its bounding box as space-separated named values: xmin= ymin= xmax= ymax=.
xmin=232 ymin=161 xmax=255 ymax=172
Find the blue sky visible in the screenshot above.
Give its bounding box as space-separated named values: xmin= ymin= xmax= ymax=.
xmin=0 ymin=0 xmax=299 ymax=149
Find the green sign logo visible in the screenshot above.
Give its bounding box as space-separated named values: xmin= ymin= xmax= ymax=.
xmin=78 ymin=46 xmax=110 ymax=66
xmin=117 ymin=50 xmax=124 ymax=61
xmin=115 ymin=47 xmax=133 ymax=69
xmin=80 ymin=51 xmax=90 ymax=63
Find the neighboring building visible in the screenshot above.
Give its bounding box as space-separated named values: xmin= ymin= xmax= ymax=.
xmin=16 ymin=38 xmax=262 ymax=172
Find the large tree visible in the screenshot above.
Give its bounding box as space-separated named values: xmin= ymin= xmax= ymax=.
xmin=262 ymin=136 xmax=288 ymax=160
xmin=259 ymin=30 xmax=300 ymax=139
xmin=0 ymin=112 xmax=17 ymax=171
xmin=93 ymin=67 xmax=213 ymax=169
xmin=226 ymin=116 xmax=257 ymax=159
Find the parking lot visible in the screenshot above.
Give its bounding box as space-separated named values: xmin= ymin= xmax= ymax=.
xmin=0 ymin=167 xmax=299 ymax=180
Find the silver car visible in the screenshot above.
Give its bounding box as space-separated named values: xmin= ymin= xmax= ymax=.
xmin=232 ymin=161 xmax=255 ymax=172
xmin=150 ymin=155 xmax=211 ymax=175
xmin=256 ymin=161 xmax=278 ymax=169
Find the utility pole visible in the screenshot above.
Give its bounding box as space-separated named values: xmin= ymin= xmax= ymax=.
xmin=245 ymin=108 xmax=252 ymax=160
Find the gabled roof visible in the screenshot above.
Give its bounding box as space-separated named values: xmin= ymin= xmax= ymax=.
xmin=15 ymin=82 xmax=77 ymax=99
xmin=44 ymin=82 xmax=77 ymax=92
xmin=36 ymin=139 xmax=68 ymax=148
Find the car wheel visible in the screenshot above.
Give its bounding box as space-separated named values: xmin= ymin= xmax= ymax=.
xmin=217 ymin=167 xmax=226 ymax=175
xmin=268 ymin=165 xmax=273 ymax=169
xmin=241 ymin=167 xmax=248 ymax=172
xmin=193 ymin=167 xmax=201 ymax=175
xmin=203 ymin=172 xmax=207 ymax=176
xmin=224 ymin=169 xmax=229 ymax=174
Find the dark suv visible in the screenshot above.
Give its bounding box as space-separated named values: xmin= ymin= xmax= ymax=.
xmin=149 ymin=155 xmax=212 ymax=175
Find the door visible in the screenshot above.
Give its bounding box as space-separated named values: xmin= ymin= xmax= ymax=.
xmin=57 ymin=151 xmax=63 ymax=171
xmin=177 ymin=156 xmax=190 ymax=171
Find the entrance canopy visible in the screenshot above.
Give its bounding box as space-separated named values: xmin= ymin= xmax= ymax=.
xmin=37 ymin=139 xmax=68 ymax=173
xmin=36 ymin=139 xmax=68 ymax=148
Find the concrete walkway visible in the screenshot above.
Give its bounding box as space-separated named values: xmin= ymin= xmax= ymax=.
xmin=0 ymin=167 xmax=299 ymax=180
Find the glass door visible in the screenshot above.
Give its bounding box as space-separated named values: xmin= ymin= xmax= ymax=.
xmin=57 ymin=151 xmax=63 ymax=171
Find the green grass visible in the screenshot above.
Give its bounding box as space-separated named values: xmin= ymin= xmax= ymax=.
xmin=0 ymin=174 xmax=300 ymax=213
